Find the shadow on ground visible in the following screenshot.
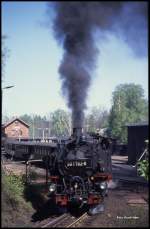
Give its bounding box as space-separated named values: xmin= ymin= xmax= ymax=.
xmin=23 ymin=183 xmax=58 ymax=222
xmin=23 ymin=184 xmax=88 ymax=222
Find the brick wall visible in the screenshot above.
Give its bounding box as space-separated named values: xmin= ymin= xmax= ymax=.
xmin=4 ymin=121 xmax=29 ymax=138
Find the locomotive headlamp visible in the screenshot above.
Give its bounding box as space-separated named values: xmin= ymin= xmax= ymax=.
xmin=100 ymin=181 xmax=107 ymax=190
xmin=74 ymin=182 xmax=78 ymax=188
xmin=49 ymin=183 xmax=56 ymax=192
xmin=91 ymin=176 xmax=94 ymax=181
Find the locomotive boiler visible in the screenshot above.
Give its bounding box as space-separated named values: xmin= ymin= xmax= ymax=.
xmin=47 ymin=127 xmax=112 ymax=214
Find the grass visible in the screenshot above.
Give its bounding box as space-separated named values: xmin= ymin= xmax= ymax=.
xmin=1 ymin=169 xmax=34 ymax=227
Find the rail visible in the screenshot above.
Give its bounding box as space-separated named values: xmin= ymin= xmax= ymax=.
xmin=41 ymin=212 xmax=88 ymax=228
xmin=66 ymin=213 xmax=88 ymax=228
xmin=41 ymin=214 xmax=68 ymax=228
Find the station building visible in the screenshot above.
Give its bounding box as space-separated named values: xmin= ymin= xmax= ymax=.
xmin=2 ymin=118 xmax=30 ymax=139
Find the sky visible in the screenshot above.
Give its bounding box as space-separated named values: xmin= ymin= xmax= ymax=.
xmin=2 ymin=1 xmax=148 ymax=118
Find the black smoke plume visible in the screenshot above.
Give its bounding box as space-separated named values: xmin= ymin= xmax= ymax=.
xmin=51 ymin=2 xmax=148 ymax=128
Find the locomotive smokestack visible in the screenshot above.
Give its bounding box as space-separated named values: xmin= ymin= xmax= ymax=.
xmin=72 ymin=127 xmax=82 ymax=143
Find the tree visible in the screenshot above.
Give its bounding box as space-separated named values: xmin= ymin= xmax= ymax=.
xmin=108 ymin=83 xmax=148 ymax=143
xmin=2 ymin=115 xmax=9 ymax=124
xmin=85 ymin=106 xmax=109 ymax=133
xmin=50 ymin=109 xmax=71 ymax=137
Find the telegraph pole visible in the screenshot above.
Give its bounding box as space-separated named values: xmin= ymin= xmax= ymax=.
xmin=32 ymin=115 xmax=35 ymax=140
xmin=118 ymin=94 xmax=121 ymax=112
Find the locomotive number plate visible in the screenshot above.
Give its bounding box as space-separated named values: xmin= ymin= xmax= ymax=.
xmin=66 ymin=160 xmax=87 ymax=167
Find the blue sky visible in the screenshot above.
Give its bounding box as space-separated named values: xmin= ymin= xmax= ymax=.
xmin=2 ymin=2 xmax=148 ymax=117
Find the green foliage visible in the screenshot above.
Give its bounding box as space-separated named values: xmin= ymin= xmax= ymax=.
xmin=51 ymin=109 xmax=71 ymax=137
xmin=2 ymin=170 xmax=33 ymax=227
xmin=2 ymin=172 xmax=25 ymax=202
xmin=85 ymin=106 xmax=109 ymax=132
xmin=19 ymin=110 xmax=71 ymax=138
xmin=4 ymin=107 xmax=109 ymax=138
xmin=108 ymin=83 xmax=148 ymax=143
xmin=137 ymin=159 xmax=149 ymax=181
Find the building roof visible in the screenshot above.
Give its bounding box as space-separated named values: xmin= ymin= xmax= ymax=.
xmin=3 ymin=118 xmax=30 ymax=128
xmin=125 ymin=121 xmax=148 ymax=127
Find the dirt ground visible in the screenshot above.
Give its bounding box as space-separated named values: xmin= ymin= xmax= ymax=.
xmin=79 ymin=187 xmax=149 ymax=228
xmin=111 ymin=155 xmax=128 ymax=163
xmin=2 ymin=162 xmax=26 ymax=175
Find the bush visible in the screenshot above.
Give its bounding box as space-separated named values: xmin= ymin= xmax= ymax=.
xmin=2 ymin=170 xmax=33 ymax=227
xmin=3 ymin=172 xmax=25 ymax=200
xmin=137 ymin=159 xmax=149 ymax=181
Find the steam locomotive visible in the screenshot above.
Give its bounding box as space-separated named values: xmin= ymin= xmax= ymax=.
xmin=4 ymin=128 xmax=112 ymax=214
xmin=47 ymin=128 xmax=112 ymax=214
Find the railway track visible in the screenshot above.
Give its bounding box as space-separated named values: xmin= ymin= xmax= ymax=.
xmin=67 ymin=213 xmax=88 ymax=228
xmin=41 ymin=212 xmax=88 ymax=228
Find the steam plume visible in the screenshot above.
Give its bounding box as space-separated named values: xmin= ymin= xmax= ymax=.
xmin=51 ymin=2 xmax=147 ymax=128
